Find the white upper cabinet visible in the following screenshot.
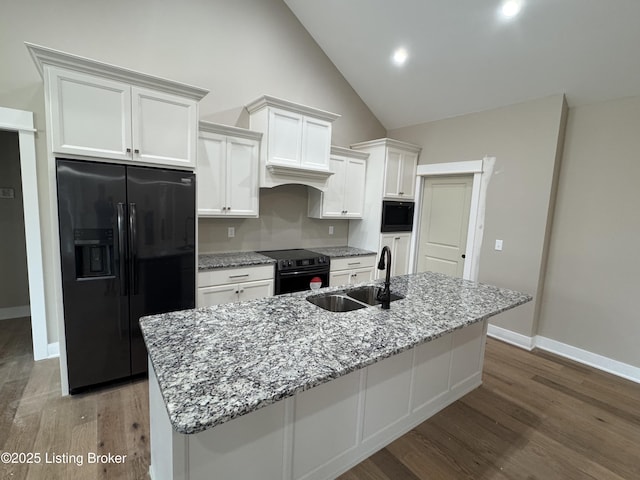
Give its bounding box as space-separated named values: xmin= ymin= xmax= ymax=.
xmin=197 ymin=122 xmax=261 ymax=218
xmin=308 ymin=146 xmax=368 ymax=219
xmin=246 ymin=95 xmax=340 ymax=191
xmin=301 ymin=116 xmax=333 ymax=171
xmin=131 ymin=86 xmax=199 ymax=167
xmin=383 ymin=147 xmax=419 ymax=199
xmin=27 ymin=43 xmax=208 ymax=169
xmin=268 ymin=108 xmax=303 ymax=167
xmin=47 ymin=67 xmax=132 ymax=161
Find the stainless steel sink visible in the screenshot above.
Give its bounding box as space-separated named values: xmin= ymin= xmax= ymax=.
xmin=346 ymin=285 xmax=404 ymax=306
xmin=306 ymin=294 xmax=367 ymax=312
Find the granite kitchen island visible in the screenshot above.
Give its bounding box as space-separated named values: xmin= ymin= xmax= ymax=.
xmin=140 ymin=271 xmax=531 ymax=480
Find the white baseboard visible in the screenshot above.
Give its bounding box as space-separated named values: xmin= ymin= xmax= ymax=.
xmin=487 ymin=324 xmax=535 ymax=350
xmin=0 ymin=305 xmax=30 ymax=320
xmin=487 ymin=323 xmax=640 ymax=385
xmin=47 ymin=342 xmax=60 ymax=359
xmin=535 ymin=336 xmax=640 ymax=385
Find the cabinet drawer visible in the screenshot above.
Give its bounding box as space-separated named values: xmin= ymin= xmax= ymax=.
xmin=330 ymin=255 xmax=376 ymax=272
xmin=198 ymin=264 xmax=274 ymax=287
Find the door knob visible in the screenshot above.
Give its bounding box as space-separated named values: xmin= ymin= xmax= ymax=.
xmin=461 ymin=254 xmax=466 ymax=258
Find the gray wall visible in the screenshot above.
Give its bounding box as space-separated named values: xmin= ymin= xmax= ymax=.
xmin=389 ymin=95 xmax=568 ymax=338
xmin=0 ymin=0 xmax=385 ymax=342
xmin=0 ymin=130 xmax=29 ymax=309
xmin=538 ymin=96 xmax=640 ymax=367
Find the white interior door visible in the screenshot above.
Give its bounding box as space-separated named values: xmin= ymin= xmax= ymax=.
xmin=417 ymin=175 xmax=473 ymax=278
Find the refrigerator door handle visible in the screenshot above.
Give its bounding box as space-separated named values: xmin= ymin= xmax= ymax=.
xmin=129 ymin=202 xmax=139 ymax=295
xmin=116 ymin=202 xmax=128 ymax=296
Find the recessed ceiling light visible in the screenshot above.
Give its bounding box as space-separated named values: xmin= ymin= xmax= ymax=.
xmin=392 ymin=47 xmax=408 ymax=66
xmin=501 ymin=0 xmax=522 ymax=18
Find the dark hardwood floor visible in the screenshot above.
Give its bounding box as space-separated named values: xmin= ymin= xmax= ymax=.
xmin=1 ymin=318 xmax=639 ymax=479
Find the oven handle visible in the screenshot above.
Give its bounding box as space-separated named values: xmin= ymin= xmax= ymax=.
xmin=278 ymin=267 xmax=330 ymax=278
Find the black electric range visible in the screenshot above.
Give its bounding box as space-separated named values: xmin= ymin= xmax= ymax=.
xmin=257 ymin=249 xmax=330 ymax=294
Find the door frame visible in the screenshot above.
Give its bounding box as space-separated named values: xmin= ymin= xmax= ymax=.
xmin=409 ymin=157 xmax=495 ymax=282
xmin=0 ymin=107 xmax=49 ymax=360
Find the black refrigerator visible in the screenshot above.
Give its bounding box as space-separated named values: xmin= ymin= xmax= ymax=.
xmin=56 ymin=159 xmax=195 ymax=393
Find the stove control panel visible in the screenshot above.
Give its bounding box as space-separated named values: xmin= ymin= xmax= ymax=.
xmin=277 ymin=255 xmax=329 ymax=271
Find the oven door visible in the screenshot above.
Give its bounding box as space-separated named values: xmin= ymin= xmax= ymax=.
xmin=276 ymin=266 xmax=330 ymax=295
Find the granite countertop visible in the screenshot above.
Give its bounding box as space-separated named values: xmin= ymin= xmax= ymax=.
xmin=198 ymin=247 xmax=374 ymax=271
xmin=198 ymin=251 xmax=276 ymax=270
xmin=308 ymin=246 xmax=376 ymax=258
xmin=140 ymin=271 xmax=531 ymax=435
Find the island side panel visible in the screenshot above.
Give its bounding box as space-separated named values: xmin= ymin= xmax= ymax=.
xmin=187 ymin=398 xmax=287 ymax=480
xmin=149 ymin=360 xmax=188 ymax=480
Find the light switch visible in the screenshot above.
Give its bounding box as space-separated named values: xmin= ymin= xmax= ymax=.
xmin=228 ymin=227 xmax=235 ymax=238
xmin=329 ymin=226 xmax=334 ymax=235
xmin=495 ymin=239 xmax=503 ymax=251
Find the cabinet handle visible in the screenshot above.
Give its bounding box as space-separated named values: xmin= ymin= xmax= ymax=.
xmin=229 ymin=273 xmax=250 ymax=279
xmin=239 ymin=288 xmax=244 ymax=293
xmin=134 ymin=148 xmax=140 ymax=154
xmin=347 ymin=262 xmax=361 ymax=266
xmin=395 ymin=237 xmax=401 ymax=240
xmin=399 ymin=192 xmax=404 ymax=195
xmin=126 ymin=148 xmax=131 ymax=153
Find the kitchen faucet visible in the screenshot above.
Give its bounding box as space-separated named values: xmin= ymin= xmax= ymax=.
xmin=376 ymin=246 xmax=392 ymax=309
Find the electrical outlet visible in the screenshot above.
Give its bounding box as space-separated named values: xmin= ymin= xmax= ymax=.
xmin=228 ymin=227 xmax=235 ymax=238
xmin=495 ymin=239 xmax=503 ymax=251
xmin=329 ymin=225 xmax=334 ymax=235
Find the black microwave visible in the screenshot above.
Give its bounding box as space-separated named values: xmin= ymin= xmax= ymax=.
xmin=381 ymin=200 xmax=415 ymax=232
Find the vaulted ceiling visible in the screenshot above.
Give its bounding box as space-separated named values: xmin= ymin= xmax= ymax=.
xmin=284 ymin=0 xmax=640 ymax=129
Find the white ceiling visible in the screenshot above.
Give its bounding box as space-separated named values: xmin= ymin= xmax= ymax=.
xmin=284 ymin=0 xmax=640 ymax=130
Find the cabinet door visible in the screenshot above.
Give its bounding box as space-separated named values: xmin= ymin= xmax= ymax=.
xmin=322 ymin=155 xmax=347 ymax=217
xmin=238 ymin=279 xmax=274 ymax=302
xmin=349 ymin=266 xmax=374 ymax=285
xmin=226 ymin=137 xmax=259 ymax=217
xmin=268 ymin=108 xmax=302 ymax=166
xmin=343 ymin=157 xmax=366 ymax=218
xmin=330 ymin=270 xmax=352 ymax=288
xmin=132 ymin=86 xmax=198 ymax=169
xmin=46 ymin=66 xmax=132 ymax=161
xmin=398 ymin=152 xmax=418 ymax=198
xmin=197 ymin=133 xmax=226 ymax=216
xmin=383 ymin=148 xmax=403 ymax=198
xmin=197 ymin=284 xmax=238 ymax=307
xmin=392 ymin=233 xmax=412 ymax=276
xmin=379 ymin=233 xmax=412 ymax=277
xmin=301 ymin=117 xmax=331 ymax=171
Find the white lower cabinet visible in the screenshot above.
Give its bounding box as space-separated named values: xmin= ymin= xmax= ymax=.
xmin=149 ymin=320 xmax=488 ymax=480
xmin=378 ymin=233 xmax=411 ymax=278
xmin=329 ymin=255 xmax=376 ymax=287
xmin=197 ymin=265 xmax=274 ymax=307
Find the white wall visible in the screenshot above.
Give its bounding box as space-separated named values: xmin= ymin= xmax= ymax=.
xmin=0 ymin=0 xmax=385 ymax=343
xmin=537 ymin=96 xmax=640 ymax=368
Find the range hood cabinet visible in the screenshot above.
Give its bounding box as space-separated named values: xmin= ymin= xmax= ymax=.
xmin=246 ymin=95 xmax=340 ymax=191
